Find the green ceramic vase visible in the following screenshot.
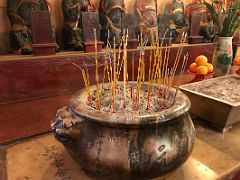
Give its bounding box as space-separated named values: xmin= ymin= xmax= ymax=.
xmin=212 ymin=37 xmax=233 ymax=77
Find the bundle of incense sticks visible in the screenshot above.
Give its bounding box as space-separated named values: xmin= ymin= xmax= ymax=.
xmin=80 ymin=29 xmax=188 ymax=113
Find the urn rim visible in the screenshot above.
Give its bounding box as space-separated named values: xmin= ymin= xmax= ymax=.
xmin=70 ymin=82 xmax=191 ymax=127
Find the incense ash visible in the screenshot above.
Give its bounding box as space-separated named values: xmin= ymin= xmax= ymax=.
xmin=88 ymin=83 xmax=175 ymax=115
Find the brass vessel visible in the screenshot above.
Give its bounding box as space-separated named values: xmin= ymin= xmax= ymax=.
xmin=51 ymin=83 xmax=195 ymax=179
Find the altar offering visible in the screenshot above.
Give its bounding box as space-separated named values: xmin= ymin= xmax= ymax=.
xmin=52 ymin=82 xmax=195 ymax=180
xmin=51 ymin=33 xmax=196 ymax=179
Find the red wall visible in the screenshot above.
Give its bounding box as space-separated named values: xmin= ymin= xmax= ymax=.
xmin=0 ymin=44 xmax=214 ymax=144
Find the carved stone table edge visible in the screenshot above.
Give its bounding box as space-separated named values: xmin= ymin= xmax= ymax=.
xmin=218 ymin=164 xmax=240 ymax=180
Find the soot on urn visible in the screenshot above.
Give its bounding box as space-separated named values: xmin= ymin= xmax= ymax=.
xmin=62 ymin=0 xmax=96 ymax=51
xmin=135 ymin=0 xmax=158 ymax=45
xmin=7 ymin=0 xmax=49 ymax=55
xmin=99 ymin=0 xmax=125 ymax=47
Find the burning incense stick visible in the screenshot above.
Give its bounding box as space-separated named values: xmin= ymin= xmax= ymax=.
xmin=117 ymin=54 xmax=124 ymax=81
xmin=109 ymin=57 xmax=113 ymax=83
xmin=117 ymin=37 xmax=124 ymax=82
xmin=162 ymin=68 xmax=169 ymax=107
xmin=113 ymin=37 xmax=116 ymax=89
xmin=136 ymin=54 xmax=142 ymax=111
xmin=150 ymin=42 xmax=159 ymax=83
xmin=106 ymin=61 xmax=111 ymax=83
xmin=169 ymin=32 xmax=187 ymax=88
xmin=83 ymin=61 xmax=90 ymax=90
xmin=82 ymin=70 xmax=89 ymax=94
xmin=164 ymin=33 xmax=172 ymax=75
xmin=102 ymin=61 xmax=107 ymax=90
xmin=131 ymin=55 xmax=135 ymax=101
xmin=155 ymin=44 xmax=167 ymax=89
xmin=147 ymin=44 xmax=153 ymax=109
xmin=164 ymin=68 xmax=171 ymax=107
xmin=112 ymin=36 xmax=117 ymax=112
xmin=172 ymin=32 xmax=187 ymax=78
xmin=105 ymin=35 xmax=110 ymax=82
xmin=147 ymin=37 xmax=161 ymax=108
xmin=94 ymin=28 xmax=100 ymax=110
xmin=72 ymin=63 xmax=91 ymax=103
xmin=139 ymin=32 xmax=146 ymax=95
xmin=164 ymin=68 xmax=171 ymax=106
xmin=116 ymin=39 xmax=122 ymax=75
xmin=123 ymin=30 xmax=128 ymax=107
xmin=148 ymin=46 xmax=153 ymax=85
xmin=172 ymin=54 xmax=188 ymax=105
xmin=160 ymin=35 xmax=172 ymax=98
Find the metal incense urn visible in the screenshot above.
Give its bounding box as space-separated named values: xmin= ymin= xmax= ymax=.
xmin=51 ymin=83 xmax=196 ymax=180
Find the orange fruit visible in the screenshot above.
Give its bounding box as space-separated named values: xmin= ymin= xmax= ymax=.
xmin=195 ymin=55 xmax=208 ymax=66
xmin=205 ymin=63 xmax=214 ymax=73
xmin=189 ymin=62 xmax=198 ymax=73
xmin=196 ymin=66 xmax=208 ymax=75
xmin=236 ymin=57 xmax=240 ymax=65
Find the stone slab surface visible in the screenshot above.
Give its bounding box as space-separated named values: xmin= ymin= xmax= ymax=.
xmin=6 ymin=135 xmax=218 ymax=180
xmin=5 ymin=121 xmax=240 ymax=180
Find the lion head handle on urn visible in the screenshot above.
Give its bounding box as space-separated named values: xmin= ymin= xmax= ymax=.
xmin=51 ymin=106 xmax=84 ymax=142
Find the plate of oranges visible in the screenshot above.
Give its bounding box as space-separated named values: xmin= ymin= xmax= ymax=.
xmin=188 ymin=55 xmax=214 ymax=77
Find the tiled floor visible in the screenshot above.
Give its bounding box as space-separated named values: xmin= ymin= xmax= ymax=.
xmin=2 ymin=120 xmax=240 ymax=180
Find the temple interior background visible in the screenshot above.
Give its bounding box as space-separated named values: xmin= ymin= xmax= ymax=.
xmin=0 ymin=0 xmax=194 ymax=51
xmin=1 ymin=0 xmax=240 ymax=179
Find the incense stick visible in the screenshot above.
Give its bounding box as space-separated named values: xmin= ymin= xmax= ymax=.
xmin=147 ymin=44 xmax=153 ymax=109
xmin=112 ymin=36 xmax=116 ymax=112
xmin=94 ymin=28 xmax=100 ymax=110
xmin=171 ymin=32 xmax=187 ymax=78
xmin=172 ymin=54 xmax=188 ymax=105
xmin=136 ymin=51 xmax=142 ymax=111
xmin=102 ymin=61 xmax=107 ymax=90
xmin=83 ymin=61 xmax=90 ymax=91
xmin=117 ymin=37 xmax=124 ymax=82
xmin=106 ymin=61 xmax=111 ymax=83
xmin=131 ymin=55 xmax=135 ymax=101
xmin=123 ymin=30 xmax=128 ymax=107
xmin=72 ymin=63 xmax=91 ymax=103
